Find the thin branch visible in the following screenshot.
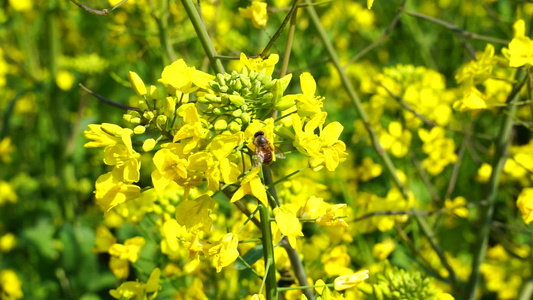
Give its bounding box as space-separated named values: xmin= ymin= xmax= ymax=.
xmin=409 ymin=151 xmax=441 ymax=203
xmin=260 ymin=0 xmax=300 ymax=58
xmin=78 ymin=83 xmax=140 ymax=111
xmin=345 ymin=0 xmax=406 ymax=66
xmin=465 ymin=71 xmax=527 ymax=299
xmin=402 ymin=9 xmax=509 ymax=45
xmin=378 ymin=82 xmax=437 ymax=127
xmin=353 ymin=200 xmax=488 ymax=223
xmin=69 ymin=0 xmax=128 ymax=15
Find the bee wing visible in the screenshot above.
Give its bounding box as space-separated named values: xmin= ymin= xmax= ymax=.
xmin=274 ymin=148 xmax=285 ymax=159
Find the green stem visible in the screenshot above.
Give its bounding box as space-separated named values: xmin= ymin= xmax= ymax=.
xmin=304 ymin=0 xmax=408 ymax=199
xmin=259 ymin=204 xmax=277 ymax=300
xmin=280 ymin=0 xmax=298 ymax=77
xmin=277 ymin=283 xmax=333 ymax=291
xmin=464 ymin=71 xmax=527 ymax=299
xmin=180 ymin=0 xmax=224 ymax=74
xmin=518 ymin=277 xmax=533 ymax=300
xmin=267 ymin=166 xmax=308 ymax=188
xmin=149 ymin=0 xmax=176 ymax=64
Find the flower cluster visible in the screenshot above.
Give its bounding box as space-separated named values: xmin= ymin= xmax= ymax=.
xmin=84 ymin=54 xmax=350 ymax=297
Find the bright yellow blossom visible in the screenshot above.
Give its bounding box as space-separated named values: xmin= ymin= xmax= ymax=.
xmin=0 ymin=137 xmax=15 ymax=163
xmin=316 ymin=204 xmax=348 ymax=227
xmin=333 ymin=270 xmax=369 ymax=291
xmin=0 ymin=233 xmax=17 ymax=253
xmin=444 ymin=196 xmax=469 ymax=218
xmin=380 ymin=121 xmax=411 ymax=158
xmin=239 ymin=53 xmax=279 ymax=76
xmin=517 ymin=188 xmax=533 ymax=224
xmin=175 ymin=194 xmax=215 ymax=233
xmin=92 ymin=226 xmax=117 ymax=253
xmin=230 ymin=167 xmax=268 ymax=206
xmin=0 ymin=269 xmax=23 ymax=300
xmin=204 ymin=233 xmax=239 ymax=272
xmin=295 ymin=72 xmax=324 ymax=116
xmin=507 ymin=20 xmax=533 ymax=67
xmin=372 ymin=239 xmax=395 ymax=260
xmin=0 ymin=181 xmax=17 ymax=205
xmin=94 ymin=169 xmax=141 ymax=212
xmin=159 ymin=59 xmax=214 ymax=93
xmin=151 ymin=143 xmax=189 ymax=192
xmin=274 ymin=206 xmax=304 ymax=248
xmin=110 ymin=268 xmax=161 ymax=300
xmin=239 ymin=1 xmax=268 ymax=29
xmin=108 ymin=236 xmax=146 ymax=263
xmin=292 ymin=113 xmax=347 ymax=171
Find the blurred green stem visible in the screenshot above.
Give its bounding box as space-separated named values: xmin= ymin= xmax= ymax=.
xmin=464 ymin=71 xmax=527 ymax=299
xmin=148 ymin=0 xmax=176 ymax=64
xmin=518 ymin=277 xmax=533 ymax=300
xmin=258 ymin=204 xmax=277 ymax=300
xmin=180 ymin=0 xmax=224 ymax=74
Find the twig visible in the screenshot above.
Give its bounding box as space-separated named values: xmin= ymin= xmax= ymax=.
xmin=260 ymin=0 xmax=300 ymax=58
xmin=378 ymin=82 xmax=437 ymax=127
xmin=409 ymin=151 xmax=441 ymax=203
xmin=78 ymin=83 xmax=140 ymax=111
xmin=69 ymin=0 xmax=128 ymax=15
xmin=464 ymin=71 xmax=527 ymax=300
xmin=345 ymin=0 xmax=406 ymax=66
xmin=353 ymin=200 xmax=488 ymax=223
xmin=402 ymin=9 xmax=509 ymax=45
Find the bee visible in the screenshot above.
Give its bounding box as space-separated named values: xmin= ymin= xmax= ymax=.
xmin=252 ymin=131 xmax=285 ymax=167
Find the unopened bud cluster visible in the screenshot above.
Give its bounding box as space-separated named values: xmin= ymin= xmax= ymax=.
xmin=359 ymin=266 xmax=437 ymax=300
xmin=198 ymin=67 xmax=278 ymax=133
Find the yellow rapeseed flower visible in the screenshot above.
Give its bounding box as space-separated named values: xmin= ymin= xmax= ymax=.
xmin=0 ymin=269 xmax=23 ymax=299
xmin=239 ymin=1 xmax=268 ymax=29
xmin=333 ymin=270 xmax=369 ymax=291
xmin=517 ymin=188 xmax=533 ymax=224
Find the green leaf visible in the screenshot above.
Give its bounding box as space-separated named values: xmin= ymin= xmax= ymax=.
xmin=234 ymin=244 xmax=263 ymax=270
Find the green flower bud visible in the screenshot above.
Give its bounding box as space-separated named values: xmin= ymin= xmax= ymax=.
xmin=275 ymin=97 xmax=295 ymax=111
xmin=358 ymin=284 xmax=373 ymax=295
xmin=217 ymin=73 xmax=226 ymax=86
xmin=212 ymin=107 xmax=225 ymax=115
xmin=156 ymin=115 xmax=167 ymax=125
xmin=133 ymin=125 xmax=146 ymax=134
xmin=263 ymin=79 xmax=275 ymax=90
xmin=262 ymin=92 xmax=274 ymax=102
xmin=143 ymin=110 xmax=155 ymax=120
xmin=197 ymin=96 xmax=209 ymax=103
xmin=229 ymin=95 xmax=245 ymax=107
xmin=249 ymin=70 xmax=257 ymax=80
xmin=240 ymin=77 xmax=251 ymax=88
xmin=129 ymin=71 xmax=147 ymax=96
xmin=214 ymin=119 xmax=228 ymax=131
xmin=142 ymin=138 xmax=156 ymax=152
xmin=228 ymin=122 xmax=241 ymax=133
xmin=373 ymin=285 xmax=384 ymax=300
xmin=232 ymin=109 xmax=242 ymax=118
xmin=234 ymin=79 xmax=242 ymax=91
xmin=240 ymin=112 xmax=251 ymax=124
xmin=205 ymin=93 xmax=217 ymax=102
xmin=220 ymin=86 xmax=228 ymax=93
